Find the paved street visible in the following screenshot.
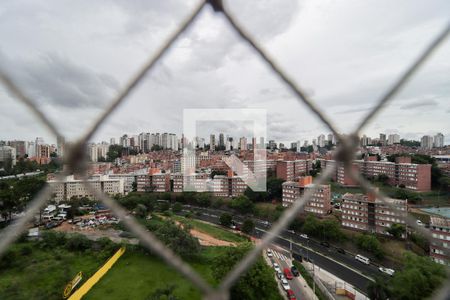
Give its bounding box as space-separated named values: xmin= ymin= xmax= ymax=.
xmin=268 ymin=246 xmax=315 ymax=300
xmin=183 ymin=206 xmax=376 ymax=294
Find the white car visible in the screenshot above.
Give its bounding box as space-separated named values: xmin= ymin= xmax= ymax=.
xmin=416 ymin=220 xmax=424 ymax=226
xmin=273 ymin=263 xmax=281 ymax=272
xmin=267 ymin=249 xmax=273 ymax=258
xmin=379 ymin=267 xmax=395 ymax=276
xmin=277 ymin=271 xmax=284 ymax=280
xmin=300 ymin=233 xmax=309 ymax=239
xmin=281 ymin=278 xmax=291 ymax=291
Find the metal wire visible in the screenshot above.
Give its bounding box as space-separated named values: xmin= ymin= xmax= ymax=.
xmin=0 ymin=1 xmax=449 ymax=299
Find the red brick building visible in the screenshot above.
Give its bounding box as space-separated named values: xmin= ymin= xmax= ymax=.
xmin=341 ymin=192 xmax=407 ymax=236
xmin=430 ymin=216 xmax=450 ymax=266
xmin=282 ymin=176 xmax=331 ymax=216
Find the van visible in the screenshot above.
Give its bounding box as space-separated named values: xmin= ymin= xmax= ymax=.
xmin=355 ymin=254 xmax=370 ymax=265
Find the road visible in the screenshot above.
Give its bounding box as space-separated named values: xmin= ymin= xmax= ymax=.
xmin=268 ymin=246 xmax=310 ymax=300
xmin=183 ymin=205 xmax=377 ymax=294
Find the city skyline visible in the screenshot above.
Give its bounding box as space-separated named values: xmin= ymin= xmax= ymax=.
xmin=0 ymin=1 xmax=449 ymax=146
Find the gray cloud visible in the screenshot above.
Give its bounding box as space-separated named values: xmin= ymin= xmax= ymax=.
xmin=0 ymin=0 xmax=448 ymax=145
xmin=0 ymin=51 xmax=119 ymax=109
xmin=400 ymin=99 xmax=438 ymax=110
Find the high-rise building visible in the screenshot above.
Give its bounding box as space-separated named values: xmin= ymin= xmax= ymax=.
xmin=9 ymin=140 xmax=27 ymax=158
xmin=239 ymin=137 xmax=247 ymax=150
xmin=57 ymin=136 xmax=65 ymax=158
xmin=259 ymin=137 xmax=265 ymax=149
xmin=210 ymin=134 xmax=216 ymax=151
xmin=387 ymin=134 xmax=400 ymax=145
xmin=379 ymin=133 xmax=386 ymax=145
xmin=110 ymin=138 xmax=116 ymax=145
xmin=0 ymin=146 xmax=17 ymax=167
xmin=317 ymin=134 xmax=326 ymax=148
xmin=35 ymin=137 xmax=44 ymax=156
xmin=219 ymin=133 xmax=224 ymax=148
xmin=327 ymin=134 xmax=334 ymax=145
xmin=268 ymin=140 xmax=277 ymax=150
xmin=421 ymin=135 xmax=434 ymax=149
xmin=434 ymin=133 xmax=444 ymax=148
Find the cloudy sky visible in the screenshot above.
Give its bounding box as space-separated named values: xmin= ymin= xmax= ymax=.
xmin=0 ymin=0 xmax=449 ymax=145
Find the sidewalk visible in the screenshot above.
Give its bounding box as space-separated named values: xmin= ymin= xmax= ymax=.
xmin=303 ymin=261 xmax=369 ymax=300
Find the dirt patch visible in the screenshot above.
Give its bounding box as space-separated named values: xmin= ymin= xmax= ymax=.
xmin=160 ymin=216 xmax=236 ymax=247
xmin=189 ymin=228 xmax=235 ymax=247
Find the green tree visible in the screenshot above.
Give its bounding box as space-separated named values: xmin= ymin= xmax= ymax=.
xmin=386 ymin=223 xmax=405 ymax=239
xmin=241 ymin=219 xmax=255 ymax=234
xmin=172 ymin=202 xmax=183 ymax=213
xmin=219 ymin=213 xmax=233 ymax=227
xmin=195 ymin=193 xmax=211 ymax=207
xmin=154 ymin=221 xmax=200 ymax=258
xmin=134 ymin=203 xmax=148 ymax=218
xmin=356 ymin=234 xmax=384 ymax=259
xmin=106 ymin=144 xmax=123 ymax=162
xmin=230 ymin=195 xmax=254 ymax=214
xmin=267 ymin=177 xmax=284 ymax=200
xmin=244 ymin=187 xmax=268 ymax=202
xmin=151 ymin=145 xmax=163 ymax=151
xmin=389 ymin=252 xmax=446 ymax=300
xmin=367 ymin=276 xmax=390 ymax=300
xmin=212 ymin=243 xmax=282 ymax=300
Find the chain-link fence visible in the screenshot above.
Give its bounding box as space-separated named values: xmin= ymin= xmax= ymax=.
xmin=0 ymin=1 xmax=449 ymax=299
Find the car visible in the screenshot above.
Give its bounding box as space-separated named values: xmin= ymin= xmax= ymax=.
xmin=267 ymin=249 xmax=273 ymax=258
xmin=277 ymin=271 xmax=284 ymax=280
xmin=355 ymin=254 xmax=370 ymax=265
xmin=416 ymin=220 xmax=424 ymax=226
xmin=291 ymin=265 xmax=300 ymax=277
xmin=320 ymin=241 xmax=330 ymax=247
xmin=45 ymin=222 xmax=58 ymax=229
xmin=273 ymin=262 xmax=281 ymax=272
xmin=300 ymin=233 xmax=308 ymax=239
xmin=284 ymin=268 xmax=294 ymax=280
xmin=286 ymin=289 xmax=297 ymax=300
xmin=337 ymin=248 xmax=346 ymax=254
xmin=286 ymin=229 xmax=295 ymax=234
xmin=379 ymin=267 xmax=395 ymax=276
xmin=262 ymin=220 xmax=270 ymax=227
xmin=281 ymin=278 xmax=291 ymax=291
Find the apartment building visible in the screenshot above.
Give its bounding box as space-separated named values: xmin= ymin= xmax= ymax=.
xmin=429 ymin=216 xmax=450 ymax=266
xmin=341 ymin=192 xmax=407 ymax=236
xmin=282 ymin=176 xmax=331 ymax=216
xmin=276 ymin=160 xmax=312 ymax=181
xmin=171 ymin=173 xmax=209 ymax=192
xmin=48 ymin=175 xmax=124 ymax=202
xmin=136 ymin=168 xmax=170 ymax=192
xmin=0 ymin=145 xmax=17 ymax=167
xmin=320 ymin=156 xmax=431 ymax=191
xmin=107 ymin=173 xmax=136 ymax=194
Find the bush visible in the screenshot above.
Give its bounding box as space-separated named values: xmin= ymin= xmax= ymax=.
xmin=356 ymin=234 xmax=384 ymax=259
xmin=172 ymin=202 xmax=183 ymax=213
xmin=40 ymin=231 xmax=66 ymax=248
xmin=65 ymin=234 xmax=91 ymax=252
xmin=241 ymin=219 xmax=255 ymax=234
xmin=219 ymin=213 xmax=233 ymax=227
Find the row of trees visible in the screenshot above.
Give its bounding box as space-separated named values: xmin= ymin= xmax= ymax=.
xmin=368 ymin=252 xmax=447 ymax=300
xmin=0 ymin=176 xmax=46 ymax=222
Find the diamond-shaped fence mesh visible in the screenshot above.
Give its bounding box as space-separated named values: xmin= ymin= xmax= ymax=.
xmin=0 ymin=1 xmax=449 ymax=299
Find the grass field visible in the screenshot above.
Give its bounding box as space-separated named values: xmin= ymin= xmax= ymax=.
xmin=172 ymin=215 xmax=248 ymax=243
xmin=85 ymin=246 xmax=228 ymax=300
xmin=0 ymin=242 xmax=104 ymax=300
